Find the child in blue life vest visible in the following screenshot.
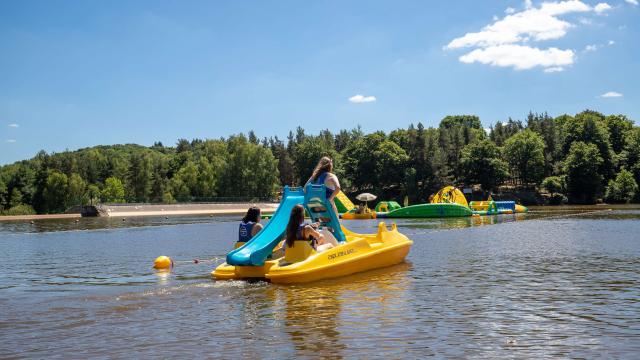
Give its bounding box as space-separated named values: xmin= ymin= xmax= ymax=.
xmin=238 ymin=207 xmax=263 ymax=244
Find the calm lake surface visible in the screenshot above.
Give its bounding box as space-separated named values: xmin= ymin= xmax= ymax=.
xmin=1 ymin=205 xmax=639 ymax=358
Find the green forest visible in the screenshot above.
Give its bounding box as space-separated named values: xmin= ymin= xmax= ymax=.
xmin=1 ymin=110 xmax=639 ymax=215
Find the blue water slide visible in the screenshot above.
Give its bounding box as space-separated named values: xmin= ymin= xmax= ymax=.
xmin=226 ymin=186 xmax=305 ymax=266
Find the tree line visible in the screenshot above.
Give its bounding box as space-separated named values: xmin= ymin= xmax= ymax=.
xmin=1 ymin=109 xmax=639 ymax=215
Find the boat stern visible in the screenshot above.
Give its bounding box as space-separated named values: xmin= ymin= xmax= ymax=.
xmin=211 ymin=261 xmax=277 ymax=280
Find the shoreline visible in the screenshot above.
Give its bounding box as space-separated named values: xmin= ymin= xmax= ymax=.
xmin=0 ymin=202 xmax=279 ymax=222
xmin=0 ymin=213 xmax=82 ymax=221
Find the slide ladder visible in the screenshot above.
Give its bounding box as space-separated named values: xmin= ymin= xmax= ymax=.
xmin=304 ymin=184 xmax=346 ymax=243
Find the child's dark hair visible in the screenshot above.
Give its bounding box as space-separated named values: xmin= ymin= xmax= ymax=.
xmin=242 ymin=207 xmax=261 ymax=223
xmin=285 ymin=205 xmax=305 ymax=247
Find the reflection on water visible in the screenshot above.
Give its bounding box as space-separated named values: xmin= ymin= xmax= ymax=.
xmin=1 ymin=205 xmax=640 ymax=357
xmin=284 ymin=284 xmax=345 ymax=357
xmin=281 ymin=264 xmax=412 ymax=358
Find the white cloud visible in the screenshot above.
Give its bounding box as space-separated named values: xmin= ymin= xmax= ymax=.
xmin=505 ymin=7 xmax=516 ymax=14
xmin=459 ymin=45 xmax=575 ymax=70
xmin=348 ymin=94 xmax=377 ymax=103
xmin=584 ymin=44 xmax=598 ymax=51
xmin=608 ymin=40 xmax=615 ymax=45
xmin=600 ymin=91 xmax=623 ymax=97
xmin=8 ymin=123 xmax=19 ymax=128
xmin=445 ymin=1 xmax=614 ymax=72
xmin=544 ymin=66 xmax=565 ymax=73
xmin=539 ymin=0 xmax=591 ymax=15
xmin=579 ymin=17 xmax=593 ymax=25
xmin=446 ymin=1 xmax=597 ymax=50
xmin=594 ymin=2 xmax=612 ymax=13
xmin=626 ymin=0 xmax=638 ymax=5
xmin=5 ymin=139 xmax=16 ymax=143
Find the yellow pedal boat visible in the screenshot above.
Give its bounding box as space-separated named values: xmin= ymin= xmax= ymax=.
xmin=212 ymin=222 xmax=412 ymax=284
xmin=341 ymin=210 xmax=377 ymax=220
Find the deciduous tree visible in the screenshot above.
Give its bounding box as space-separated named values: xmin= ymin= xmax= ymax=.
xmin=102 ymin=177 xmax=126 ymax=203
xmin=503 ymin=129 xmax=546 ymax=185
xmin=564 ymin=142 xmax=603 ymax=204
xmin=605 ymin=169 xmax=638 ymax=203
xmin=460 ymin=140 xmax=509 ymax=191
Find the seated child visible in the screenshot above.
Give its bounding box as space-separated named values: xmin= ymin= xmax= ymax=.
xmin=238 ymin=207 xmax=263 ymax=245
xmin=285 ymin=204 xmax=337 ymax=252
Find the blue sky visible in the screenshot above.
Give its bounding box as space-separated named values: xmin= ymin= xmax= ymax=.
xmin=1 ymin=0 xmax=638 ymax=164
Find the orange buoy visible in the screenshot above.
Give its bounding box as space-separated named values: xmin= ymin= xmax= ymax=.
xmin=153 ymin=256 xmax=173 ymax=269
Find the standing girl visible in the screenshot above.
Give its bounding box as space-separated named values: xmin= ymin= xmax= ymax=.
xmin=306 ymin=156 xmax=341 ymax=216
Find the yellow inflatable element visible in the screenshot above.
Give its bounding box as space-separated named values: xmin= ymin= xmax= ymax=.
xmin=153 ymin=256 xmax=172 ymax=270
xmin=334 ymin=191 xmax=355 ymax=212
xmin=430 ymin=186 xmax=469 ymax=207
xmin=212 ymin=222 xmax=412 ymax=284
xmin=377 ymin=202 xmax=389 ymax=212
xmin=469 ymin=201 xmax=492 ymax=211
xmin=515 ymin=204 xmax=528 ymax=213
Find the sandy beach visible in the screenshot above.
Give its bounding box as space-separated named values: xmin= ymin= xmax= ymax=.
xmin=0 ymin=202 xmax=279 ymax=221
xmin=0 ymin=213 xmax=82 ymax=221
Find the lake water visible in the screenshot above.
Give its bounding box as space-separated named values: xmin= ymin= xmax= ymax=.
xmin=1 ymin=205 xmax=639 ymax=358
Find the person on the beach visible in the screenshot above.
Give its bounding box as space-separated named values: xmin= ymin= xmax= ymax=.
xmin=306 ymin=156 xmax=341 ymax=216
xmin=285 ymin=205 xmax=336 ymax=252
xmin=238 ymin=207 xmax=263 ymax=244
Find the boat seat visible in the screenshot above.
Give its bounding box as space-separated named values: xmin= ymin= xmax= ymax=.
xmin=284 ymin=240 xmax=316 ymax=263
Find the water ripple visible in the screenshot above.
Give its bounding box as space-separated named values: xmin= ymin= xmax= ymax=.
xmin=1 ymin=207 xmax=640 ymax=358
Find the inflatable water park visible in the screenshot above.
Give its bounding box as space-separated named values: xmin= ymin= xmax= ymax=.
xmin=211 ymin=184 xmax=413 ymax=283
xmin=336 ymin=186 xmax=528 ymax=219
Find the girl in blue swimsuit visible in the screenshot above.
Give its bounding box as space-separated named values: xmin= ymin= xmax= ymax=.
xmin=285 ymin=204 xmax=334 ymax=252
xmin=306 ymin=156 xmax=341 ymax=216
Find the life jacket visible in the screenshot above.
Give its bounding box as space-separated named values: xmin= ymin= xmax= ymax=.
xmin=312 ymin=172 xmax=335 ymax=199
xmin=238 ymin=221 xmax=255 ymax=243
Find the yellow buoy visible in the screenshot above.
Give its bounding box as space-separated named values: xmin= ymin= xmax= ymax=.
xmin=153 ymin=256 xmax=173 ymax=269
